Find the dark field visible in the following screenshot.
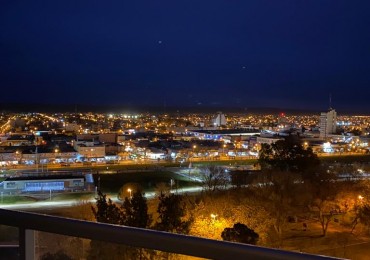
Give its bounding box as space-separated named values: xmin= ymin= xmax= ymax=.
xmin=95 ymin=170 xmax=200 ymax=193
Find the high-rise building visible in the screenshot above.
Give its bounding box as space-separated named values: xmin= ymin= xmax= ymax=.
xmin=319 ymin=109 xmax=337 ymax=139
xmin=212 ymin=112 xmax=226 ymax=127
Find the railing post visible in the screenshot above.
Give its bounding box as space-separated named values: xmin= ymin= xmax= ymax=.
xmin=19 ymin=228 xmax=35 ymax=260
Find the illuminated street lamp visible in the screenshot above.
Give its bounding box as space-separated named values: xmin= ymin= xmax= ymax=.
xmin=54 ymin=148 xmax=59 ymax=164
xmin=358 ymin=195 xmax=364 ymax=201
xmin=210 ymin=213 xmax=218 ymax=222
xmin=127 ymin=188 xmax=132 ymax=198
xmin=192 ymin=145 xmax=197 ymax=161
xmin=14 ymin=150 xmax=21 ymax=165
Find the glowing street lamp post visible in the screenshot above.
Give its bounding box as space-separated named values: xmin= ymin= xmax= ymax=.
xmin=127 ymin=188 xmax=132 ymax=199
xmin=210 ymin=213 xmax=218 ymax=236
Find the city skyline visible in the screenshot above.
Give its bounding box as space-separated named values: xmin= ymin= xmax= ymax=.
xmin=1 ymin=1 xmax=370 ymax=112
xmin=2 ymin=2 xmax=370 ymax=259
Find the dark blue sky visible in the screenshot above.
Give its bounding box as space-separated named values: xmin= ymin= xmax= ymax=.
xmin=1 ymin=1 xmax=370 ymax=112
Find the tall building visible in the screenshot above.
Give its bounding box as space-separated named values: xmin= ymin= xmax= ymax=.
xmin=319 ymin=109 xmax=337 ymax=139
xmin=212 ymin=112 xmax=226 ymax=127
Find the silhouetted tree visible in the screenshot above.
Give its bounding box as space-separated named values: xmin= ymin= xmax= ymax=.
xmin=90 ymin=191 xmax=152 ymax=259
xmin=154 ymin=182 xmax=171 ymax=196
xmin=252 ymin=170 xmax=299 ymax=245
xmin=200 ymin=165 xmax=230 ymax=192
xmin=92 ymin=190 xmax=123 ymax=224
xmin=259 ymin=138 xmax=320 ymax=174
xmin=352 ymin=203 xmax=370 ymax=233
xmin=155 ymin=193 xmax=192 ymax=234
xmin=307 ymin=169 xmax=342 ymax=236
xmin=121 ymin=190 xmax=151 ymax=228
xmin=221 ymin=223 xmax=259 ymax=245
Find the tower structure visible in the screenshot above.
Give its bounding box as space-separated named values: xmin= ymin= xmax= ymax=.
xmin=319 ymin=109 xmax=337 ymax=139
xmin=213 ymin=112 xmax=226 ymax=127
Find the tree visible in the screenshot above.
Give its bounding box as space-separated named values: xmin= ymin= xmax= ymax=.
xmin=155 ymin=193 xmax=192 ymax=234
xmin=90 ymin=191 xmax=152 ymax=259
xmin=154 ymin=182 xmax=171 ymax=196
xmin=258 ymin=138 xmax=320 ymax=174
xmin=251 ymin=170 xmax=299 ymax=245
xmin=307 ymin=169 xmax=342 ymax=236
xmin=352 ymin=203 xmax=370 ymax=233
xmin=121 ymin=190 xmax=151 ymax=228
xmin=312 ymin=198 xmax=341 ymax=237
xmin=120 ymin=190 xmax=154 ymax=259
xmin=199 ymin=165 xmax=230 ymax=192
xmin=221 ymin=223 xmax=259 ymax=245
xmin=189 ymin=190 xmax=273 ymax=243
xmin=92 ymin=190 xmax=123 ymax=225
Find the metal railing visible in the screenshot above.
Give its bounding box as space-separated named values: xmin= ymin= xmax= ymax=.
xmin=0 ymin=208 xmax=339 ymax=260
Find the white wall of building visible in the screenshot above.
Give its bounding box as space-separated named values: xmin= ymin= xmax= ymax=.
xmin=320 ymin=109 xmax=337 ymax=139
xmin=213 ymin=112 xmax=227 ymax=127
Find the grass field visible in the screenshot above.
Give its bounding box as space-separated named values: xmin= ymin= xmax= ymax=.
xmin=0 ymin=196 xmax=38 ymax=204
xmin=51 ymin=192 xmax=94 ymax=201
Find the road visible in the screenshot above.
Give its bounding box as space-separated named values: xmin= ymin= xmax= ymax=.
xmin=2 ymin=152 xmax=369 ymax=174
xmin=0 ymin=186 xmax=204 ymax=211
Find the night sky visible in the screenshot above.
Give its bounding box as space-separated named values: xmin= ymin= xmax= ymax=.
xmin=1 ymin=1 xmax=370 ymax=112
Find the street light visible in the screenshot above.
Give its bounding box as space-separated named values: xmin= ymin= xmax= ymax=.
xmin=192 ymin=145 xmax=197 ymax=162
xmin=15 ymin=150 xmax=20 ymax=164
xmin=127 ymin=188 xmax=132 ymax=198
xmin=210 ymin=213 xmax=218 ymax=222
xmin=358 ymin=195 xmax=364 ymax=201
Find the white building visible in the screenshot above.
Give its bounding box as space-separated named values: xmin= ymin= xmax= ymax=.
xmin=213 ymin=112 xmax=226 ymax=127
xmin=319 ymin=109 xmax=337 ymax=139
xmin=74 ymin=143 xmax=106 ymax=161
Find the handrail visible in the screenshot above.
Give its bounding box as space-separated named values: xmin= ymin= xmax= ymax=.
xmin=0 ymin=208 xmax=339 ymax=260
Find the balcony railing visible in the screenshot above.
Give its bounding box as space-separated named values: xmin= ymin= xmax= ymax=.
xmin=0 ymin=208 xmax=339 ymax=260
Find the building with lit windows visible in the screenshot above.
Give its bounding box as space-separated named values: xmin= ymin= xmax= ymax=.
xmin=319 ymin=109 xmax=337 ymax=139
xmin=2 ymin=175 xmax=86 ymax=193
xmin=212 ymin=112 xmax=227 ymax=127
